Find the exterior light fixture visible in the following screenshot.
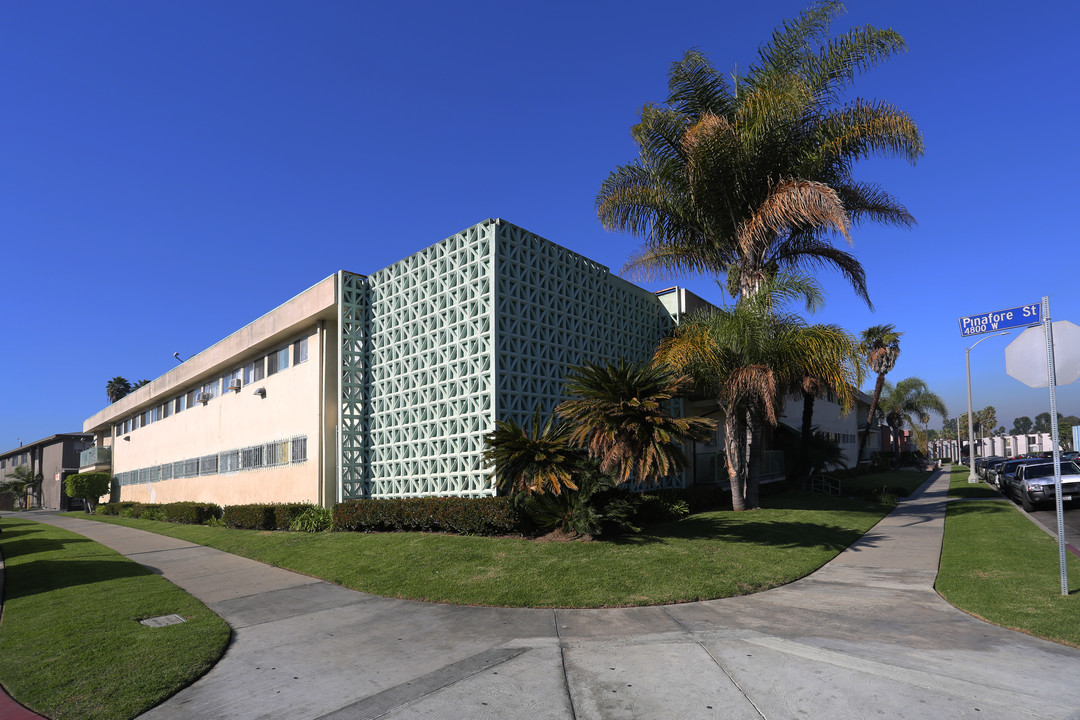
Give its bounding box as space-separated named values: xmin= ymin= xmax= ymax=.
xmin=253 ymin=387 xmax=266 ymax=398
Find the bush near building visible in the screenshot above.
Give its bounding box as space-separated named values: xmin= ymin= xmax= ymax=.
xmin=64 ymin=472 xmax=112 ymax=512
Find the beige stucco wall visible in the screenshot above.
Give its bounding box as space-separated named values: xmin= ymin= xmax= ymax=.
xmin=114 ymin=324 xmax=327 ymax=506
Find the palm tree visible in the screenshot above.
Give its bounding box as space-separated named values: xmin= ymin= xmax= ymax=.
xmin=555 ymin=359 xmax=716 ymax=486
xmin=876 ymin=377 xmax=947 ymax=456
xmin=2 ymin=465 xmax=43 ymax=509
xmin=655 ymin=278 xmax=859 ymax=510
xmin=597 ymin=2 xmax=922 ymax=304
xmin=483 ymin=413 xmax=580 ymax=496
xmin=854 ymin=323 xmax=902 ymax=473
xmin=106 ymin=376 xmax=133 ymax=403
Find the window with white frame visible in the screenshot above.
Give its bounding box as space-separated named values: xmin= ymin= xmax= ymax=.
xmin=222 ymin=368 xmax=243 ymax=393
xmin=243 ymin=357 xmax=265 ymax=385
xmin=266 ymin=346 xmax=289 ymax=376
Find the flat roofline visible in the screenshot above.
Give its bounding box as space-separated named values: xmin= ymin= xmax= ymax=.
xmin=1 ymin=432 xmax=93 ymax=457
xmin=83 ymin=272 xmax=344 ymax=433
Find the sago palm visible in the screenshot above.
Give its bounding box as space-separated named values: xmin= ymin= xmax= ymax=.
xmin=483 ymin=413 xmax=580 ymax=495
xmin=597 ymin=1 xmax=922 ymax=304
xmin=556 ymin=359 xmax=716 ymax=486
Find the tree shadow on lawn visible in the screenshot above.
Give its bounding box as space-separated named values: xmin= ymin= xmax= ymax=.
xmin=0 ymin=534 xmax=91 ymax=560
xmin=3 ymin=557 xmax=155 ymax=601
xmin=611 ymin=513 xmax=875 ymax=553
xmin=946 ymin=500 xmax=1017 ymax=517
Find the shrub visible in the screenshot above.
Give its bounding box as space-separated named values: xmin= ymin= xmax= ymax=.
xmin=332 ymin=496 xmax=521 ymax=536
xmin=289 ymin=506 xmax=333 ymax=532
xmin=162 ymin=502 xmax=222 ymax=524
xmin=223 ymin=503 xmax=313 ymax=530
xmin=64 ymin=472 xmax=112 ymax=512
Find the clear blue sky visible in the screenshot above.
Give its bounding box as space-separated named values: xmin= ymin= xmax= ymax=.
xmin=3 ymin=1 xmax=1078 ymax=449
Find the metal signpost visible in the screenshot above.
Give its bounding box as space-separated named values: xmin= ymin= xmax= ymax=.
xmin=1002 ymin=299 xmax=1080 ymax=596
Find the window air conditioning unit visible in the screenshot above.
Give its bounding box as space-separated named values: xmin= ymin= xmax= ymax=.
xmin=196 ymin=392 xmax=211 ymax=405
xmin=227 ymin=380 xmax=242 ymax=392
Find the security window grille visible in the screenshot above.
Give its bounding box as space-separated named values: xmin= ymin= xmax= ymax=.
xmin=184 ymin=458 xmax=200 ymax=477
xmin=291 ymin=436 xmax=307 ymax=462
xmin=161 ymin=463 xmax=173 ymax=480
xmin=220 ymin=450 xmax=240 ymax=473
xmin=138 ymin=468 xmax=150 ymax=484
xmin=200 ymin=454 xmax=219 ymax=475
xmin=265 ymin=439 xmax=289 ymax=466
xmin=148 ymin=466 xmax=161 ymax=482
xmin=241 ymin=445 xmax=264 ymax=470
xmin=173 ymin=460 xmax=185 ymax=478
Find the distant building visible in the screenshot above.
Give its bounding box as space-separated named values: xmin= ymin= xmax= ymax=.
xmin=1 ymin=433 xmax=94 ymax=510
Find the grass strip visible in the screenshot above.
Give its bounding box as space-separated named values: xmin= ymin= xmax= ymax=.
xmin=947 ymin=465 xmax=1001 ymax=498
xmin=68 ymin=489 xmax=899 ymax=608
xmin=938 ymin=491 xmax=1080 ymax=647
xmin=0 ymin=517 xmax=230 ymax=720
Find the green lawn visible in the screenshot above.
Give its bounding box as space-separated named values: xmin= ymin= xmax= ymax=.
xmin=0 ymin=517 xmax=230 ymax=720
xmin=937 ymin=464 xmax=1080 ymax=647
xmin=68 ymin=488 xmax=900 ymax=608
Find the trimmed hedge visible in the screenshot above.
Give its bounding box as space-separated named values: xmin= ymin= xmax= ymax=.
xmin=332 ymin=496 xmax=521 ymax=536
xmin=96 ymin=501 xmax=222 ymax=523
xmin=223 ymin=503 xmax=313 ymax=530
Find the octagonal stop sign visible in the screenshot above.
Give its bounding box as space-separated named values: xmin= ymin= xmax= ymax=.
xmin=1005 ymin=320 xmax=1080 ymax=388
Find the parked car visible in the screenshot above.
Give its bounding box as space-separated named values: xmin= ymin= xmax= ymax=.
xmin=984 ymin=458 xmax=1009 ymax=488
xmin=976 ymin=456 xmax=1005 ymax=481
xmin=1004 ymin=461 xmax=1080 ymax=512
xmin=993 ymin=458 xmax=1038 ymax=492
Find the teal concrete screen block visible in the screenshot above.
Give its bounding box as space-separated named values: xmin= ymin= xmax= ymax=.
xmin=338 ymin=219 xmax=674 ymax=501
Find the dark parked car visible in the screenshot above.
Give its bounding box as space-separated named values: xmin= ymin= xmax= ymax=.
xmin=1003 ymin=461 xmax=1080 ymax=512
xmin=976 ymin=456 xmax=1005 ymax=481
xmin=984 ymin=458 xmax=1009 ymax=487
xmin=993 ymin=458 xmax=1037 ymax=492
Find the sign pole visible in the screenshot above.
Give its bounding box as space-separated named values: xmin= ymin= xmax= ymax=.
xmin=1041 ymin=296 xmax=1069 ymax=596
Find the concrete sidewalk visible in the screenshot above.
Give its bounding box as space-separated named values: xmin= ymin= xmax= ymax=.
xmin=17 ymin=470 xmax=1080 ymax=719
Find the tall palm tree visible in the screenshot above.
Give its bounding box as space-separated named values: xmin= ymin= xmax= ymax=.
xmin=105 ymin=376 xmax=133 ymax=403
xmin=597 ymin=2 xmax=922 ymax=304
xmin=656 ymin=279 xmax=859 ymax=510
xmin=854 ymin=323 xmax=901 ymax=472
xmin=877 ymin=378 xmax=947 ymax=455
xmin=555 ymin=359 xmax=716 ymax=486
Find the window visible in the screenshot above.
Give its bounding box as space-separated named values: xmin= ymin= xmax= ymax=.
xmin=293 ymin=337 xmax=308 ymax=365
xmin=186 ymin=389 xmax=199 ymax=407
xmin=175 ymin=394 xmax=186 ymax=414
xmin=152 ymin=406 xmax=161 ymax=423
xmin=266 ymin=346 xmax=289 ymax=376
xmin=243 ymin=357 xmax=264 ymax=385
xmin=197 ymin=381 xmax=217 ymax=403
xmin=161 ymin=402 xmax=171 ymax=419
xmin=291 ymin=436 xmax=307 ymax=462
xmin=222 ymin=368 xmax=242 ymax=392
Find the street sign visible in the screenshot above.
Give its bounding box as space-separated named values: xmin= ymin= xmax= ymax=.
xmin=959 ymin=303 xmax=1041 ymax=337
xmin=1005 ymin=320 xmax=1080 ymax=388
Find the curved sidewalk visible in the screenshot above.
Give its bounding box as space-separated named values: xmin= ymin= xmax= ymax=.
xmin=21 ymin=470 xmax=1080 ymax=719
